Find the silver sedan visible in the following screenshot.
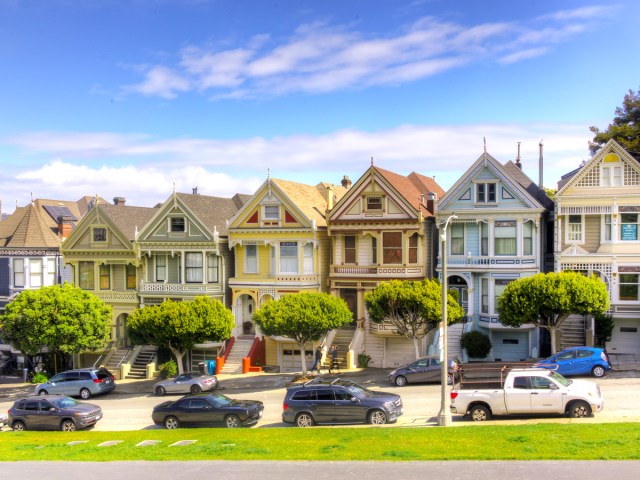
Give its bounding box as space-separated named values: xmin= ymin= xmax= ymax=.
xmin=153 ymin=372 xmax=218 ymax=396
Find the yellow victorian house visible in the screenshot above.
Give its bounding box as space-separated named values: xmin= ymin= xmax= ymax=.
xmin=227 ymin=176 xmax=347 ymax=372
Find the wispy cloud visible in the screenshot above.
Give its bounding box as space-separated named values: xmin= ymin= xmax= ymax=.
xmin=122 ymin=5 xmax=615 ymax=99
xmin=3 ymin=122 xmax=591 ymax=213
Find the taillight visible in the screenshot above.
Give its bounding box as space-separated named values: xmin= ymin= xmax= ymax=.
xmin=283 ymin=403 xmax=289 ymax=410
xmin=204 ymin=379 xmax=212 ymax=384
xmin=93 ymin=378 xmax=103 ymax=383
xmin=450 ymin=392 xmax=458 ymax=400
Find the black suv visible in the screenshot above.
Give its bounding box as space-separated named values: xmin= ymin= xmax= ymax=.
xmin=8 ymin=395 xmax=103 ymax=431
xmin=282 ymin=378 xmax=403 ymax=427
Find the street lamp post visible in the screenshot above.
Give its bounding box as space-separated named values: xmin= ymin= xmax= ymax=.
xmin=437 ymin=214 xmax=457 ymax=427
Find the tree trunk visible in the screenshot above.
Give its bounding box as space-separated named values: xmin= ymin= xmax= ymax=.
xmin=169 ymin=347 xmax=186 ymax=375
xmin=549 ymin=326 xmax=558 ymax=355
xmin=413 ymin=337 xmax=421 ymax=360
xmin=299 ymin=341 xmax=308 ymax=376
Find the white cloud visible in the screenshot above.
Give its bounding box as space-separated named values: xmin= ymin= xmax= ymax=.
xmin=121 ymin=6 xmax=615 ymax=99
xmin=3 ymin=122 xmax=591 ymax=214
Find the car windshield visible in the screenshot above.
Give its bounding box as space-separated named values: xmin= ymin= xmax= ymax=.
xmin=49 ymin=397 xmax=80 ymax=408
xmin=343 ymin=383 xmax=374 ymax=398
xmin=548 ymin=371 xmax=572 ymax=387
xmin=208 ymin=394 xmax=233 ymax=407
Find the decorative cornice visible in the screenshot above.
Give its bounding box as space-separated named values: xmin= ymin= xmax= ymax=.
xmin=0 ymin=249 xmax=60 ymax=256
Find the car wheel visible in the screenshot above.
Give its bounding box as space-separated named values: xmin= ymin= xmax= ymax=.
xmin=368 ymin=409 xmax=388 ymax=425
xmin=79 ymin=388 xmax=91 ymax=400
xmin=155 ymin=386 xmax=166 ymax=396
xmin=12 ymin=420 xmax=26 ymax=431
xmin=394 ymin=376 xmax=407 ymax=387
xmin=38 ymin=389 xmax=48 ymax=396
xmin=224 ymin=414 xmax=241 ymax=428
xmin=592 ymin=365 xmax=606 ymax=378
xmin=164 ymin=416 xmax=180 ymax=429
xmin=295 ymin=413 xmax=315 ymax=427
xmin=469 ymin=405 xmax=491 ymax=421
xmin=61 ymin=419 xmax=77 ymax=432
xmin=568 ymin=400 xmax=592 ymax=418
xmin=190 ymin=385 xmax=202 ymax=394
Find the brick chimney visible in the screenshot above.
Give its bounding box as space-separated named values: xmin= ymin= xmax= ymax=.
xmin=113 ymin=197 xmax=126 ymax=206
xmin=341 ymin=175 xmax=352 ymax=189
xmin=57 ymin=215 xmax=74 ymax=239
xmin=426 ymin=192 xmax=437 ymax=215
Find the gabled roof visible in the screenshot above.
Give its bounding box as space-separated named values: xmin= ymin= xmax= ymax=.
xmin=438 ymin=151 xmax=548 ymax=212
xmin=374 ymin=167 xmax=444 ymax=215
xmin=271 ymin=179 xmax=348 ymax=227
xmin=0 ymin=197 xmax=102 ymax=249
xmin=556 ymin=139 xmax=640 ymax=195
xmin=95 ymin=203 xmax=159 ymax=241
xmin=176 ymin=192 xmax=251 ymax=236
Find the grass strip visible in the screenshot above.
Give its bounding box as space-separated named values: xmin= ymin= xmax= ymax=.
xmin=2 ymin=423 xmax=639 ymax=461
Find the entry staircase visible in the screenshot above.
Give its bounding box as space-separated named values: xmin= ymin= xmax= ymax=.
xmin=447 ymin=323 xmax=464 ymax=359
xmin=323 ymin=326 xmax=355 ymax=370
xmin=104 ymin=348 xmax=131 ymax=378
xmin=560 ymin=315 xmax=587 ymax=350
xmin=125 ymin=346 xmax=158 ymax=379
xmin=221 ymin=336 xmax=254 ymax=374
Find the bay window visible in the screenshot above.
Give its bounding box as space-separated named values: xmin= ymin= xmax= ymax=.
xmin=245 ymin=245 xmax=258 ymax=273
xmin=126 ymin=264 xmax=136 ymax=290
xmin=382 ymin=232 xmax=402 ymax=264
xmin=79 ymin=262 xmax=94 ymax=290
xmin=156 ymin=255 xmax=166 ymax=282
xmin=99 ymin=264 xmax=110 ymax=289
xmin=344 ymin=236 xmax=356 ymax=264
xmin=207 ymin=255 xmax=219 ymax=283
xmin=619 ymin=274 xmax=639 ymax=301
xmin=303 ymin=243 xmax=314 ymax=274
xmin=280 ymin=242 xmax=298 ymax=273
xmin=408 ymin=234 xmax=418 ymax=263
xmin=481 ymin=278 xmax=489 ymax=314
xmin=186 ymin=253 xmax=203 ymax=283
xmin=567 ymin=215 xmax=583 ymax=243
xmin=495 ymin=221 xmax=516 ymax=255
xmin=13 ymin=259 xmax=24 ymax=287
xmin=523 ymin=221 xmax=533 ymax=255
xmin=481 ymin=222 xmax=488 ymax=256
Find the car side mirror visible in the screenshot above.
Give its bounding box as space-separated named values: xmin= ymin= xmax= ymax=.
xmin=550 ymin=383 xmax=559 ymax=390
xmin=350 ymin=397 xmax=358 ymax=403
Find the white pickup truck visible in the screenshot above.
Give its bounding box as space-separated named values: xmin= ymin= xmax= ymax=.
xmin=449 ymin=368 xmax=604 ymax=421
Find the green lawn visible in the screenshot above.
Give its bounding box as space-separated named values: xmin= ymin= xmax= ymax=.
xmin=2 ymin=423 xmax=639 ymax=461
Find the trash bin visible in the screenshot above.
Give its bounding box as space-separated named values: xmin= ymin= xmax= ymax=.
xmin=206 ymin=360 xmax=216 ymax=375
xmin=198 ymin=362 xmax=206 ymax=375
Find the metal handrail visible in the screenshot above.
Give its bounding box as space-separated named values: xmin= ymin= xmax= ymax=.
xmin=93 ymin=342 xmax=114 ymax=368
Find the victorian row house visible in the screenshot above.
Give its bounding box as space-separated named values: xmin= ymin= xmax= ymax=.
xmin=555 ymin=139 xmax=640 ymax=356
xmin=0 ymin=197 xmax=100 ymax=366
xmin=436 ymin=146 xmax=554 ymax=361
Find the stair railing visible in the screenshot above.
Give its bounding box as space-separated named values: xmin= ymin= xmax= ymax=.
xmin=93 ymin=342 xmax=114 ymax=368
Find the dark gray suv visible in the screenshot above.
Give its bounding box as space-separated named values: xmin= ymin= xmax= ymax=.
xmin=9 ymin=395 xmax=103 ymax=431
xmin=282 ymin=378 xmax=403 ymax=427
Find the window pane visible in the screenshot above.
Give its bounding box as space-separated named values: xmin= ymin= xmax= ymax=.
xmin=451 ymin=223 xmax=464 ymax=255
xmin=344 ymin=236 xmax=356 ymax=264
xmin=621 ymin=214 xmax=638 ymax=241
xmin=476 ymin=183 xmax=485 ymax=202
xmin=30 ymin=259 xmax=43 ymax=288
xmin=523 ymin=221 xmax=533 ymax=255
xmin=371 ymin=237 xmax=377 ymax=265
xmin=619 ymin=274 xmax=639 ymax=301
xmin=488 ymin=183 xmax=496 ymax=202
xmin=13 ymin=259 xmax=24 ymax=287
xmin=126 ymin=265 xmax=136 ymax=289
xmin=93 ymin=228 xmax=106 ymax=242
xmin=366 ymin=196 xmax=382 ymax=211
xmin=280 ymin=242 xmax=298 ymax=273
xmin=495 ymin=221 xmax=516 ymax=255
xmin=156 ymin=255 xmax=166 ymax=281
xmin=171 ymin=218 xmax=185 ymax=232
xmin=303 ymin=243 xmax=313 ymax=274
xmin=382 ymin=232 xmax=402 ymax=264
xmin=481 ymin=222 xmax=488 ymax=256
xmin=264 ymin=205 xmax=279 ymax=219
xmin=481 ymin=278 xmax=488 ymax=313
xmin=100 ymin=264 xmax=110 ymax=290
xmin=186 ymin=253 xmax=203 ymax=283
xmin=245 ymin=245 xmax=257 ymax=273
xmin=408 ymin=234 xmax=418 ymax=263
xmin=207 ymin=255 xmax=219 ymax=282
xmin=79 ymin=262 xmax=94 ymax=290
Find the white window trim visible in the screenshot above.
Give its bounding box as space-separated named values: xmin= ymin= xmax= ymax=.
xmin=263 ymin=204 xmax=280 ymax=221
xmin=565 ymin=214 xmax=585 ymax=245
xmin=600 ymin=163 xmax=623 ymax=187
xmin=244 ymin=245 xmax=258 ymax=274
xmin=474 ymin=181 xmax=498 ymax=205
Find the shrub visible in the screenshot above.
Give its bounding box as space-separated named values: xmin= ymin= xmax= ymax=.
xmin=461 ymin=331 xmax=492 ymax=359
xmin=31 ymin=372 xmax=48 ymax=384
xmin=357 ymin=353 xmax=372 ymax=368
xmin=594 ymin=313 xmax=614 ymax=347
xmin=159 ymin=360 xmax=177 ymax=379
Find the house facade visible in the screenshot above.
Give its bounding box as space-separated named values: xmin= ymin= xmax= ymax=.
xmin=327 ymin=165 xmax=444 ymax=369
xmin=227 ymin=177 xmax=346 ymax=372
xmin=436 ymin=150 xmax=554 ymax=361
xmin=135 ymin=190 xmax=249 ymax=369
xmin=555 ymin=139 xmax=640 ymax=355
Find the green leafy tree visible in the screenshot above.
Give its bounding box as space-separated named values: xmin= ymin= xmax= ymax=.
xmin=127 ymin=296 xmax=234 ymax=374
xmin=365 ymin=279 xmax=465 ymax=359
xmin=590 ymin=87 xmax=640 ymax=159
xmin=252 ymin=292 xmax=352 ymax=375
xmin=498 ymin=272 xmax=610 ymax=354
xmin=0 ymin=284 xmax=111 ymax=373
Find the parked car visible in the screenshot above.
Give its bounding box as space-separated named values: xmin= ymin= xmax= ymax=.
xmin=152 ymin=393 xmax=264 ymax=429
xmin=0 ymin=412 xmax=7 ymax=430
xmin=153 ymin=371 xmax=218 ymax=396
xmin=35 ymin=367 xmax=115 ymax=399
xmin=282 ymin=378 xmax=403 ymax=427
xmin=8 ymin=394 xmax=103 ymax=431
xmin=535 ymin=347 xmax=611 ymax=378
xmin=388 ymin=355 xmax=461 ymax=387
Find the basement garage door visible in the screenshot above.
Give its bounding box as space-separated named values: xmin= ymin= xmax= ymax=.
xmin=386 ymin=338 xmax=416 ymax=368
xmin=491 ymin=331 xmax=529 ymax=362
xmin=607 ymin=318 xmax=640 ymax=355
xmin=281 ymin=345 xmax=313 ymax=373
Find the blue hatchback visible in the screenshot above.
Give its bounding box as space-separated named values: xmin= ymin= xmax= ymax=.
xmin=535 ymin=346 xmax=611 ymax=378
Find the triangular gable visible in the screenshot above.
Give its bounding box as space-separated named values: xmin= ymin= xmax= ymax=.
xmin=61 ymin=204 xmax=132 ymax=252
xmin=560 ymin=244 xmax=589 ymax=256
xmin=438 ymin=152 xmax=544 ymax=212
xmin=228 ymin=178 xmax=314 ymax=230
xmin=329 ymin=166 xmax=422 ymax=222
xmin=557 ymin=139 xmax=640 ymax=195
xmin=137 ymin=193 xmax=213 ymax=243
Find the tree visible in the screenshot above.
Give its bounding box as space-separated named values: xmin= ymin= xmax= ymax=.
xmin=0 ymin=284 xmax=112 ymax=373
xmin=252 ymin=292 xmax=352 ymax=375
xmin=127 ymin=296 xmax=234 ymax=374
xmin=590 ymin=87 xmax=640 ymax=159
xmin=364 ymin=279 xmax=465 ymax=359
xmin=497 ymin=272 xmax=610 ymax=354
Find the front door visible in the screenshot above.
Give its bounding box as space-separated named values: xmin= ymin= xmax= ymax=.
xmin=340 ymin=289 xmax=357 ymax=326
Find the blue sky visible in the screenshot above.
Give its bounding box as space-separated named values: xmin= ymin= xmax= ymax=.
xmin=1 ymin=0 xmax=639 ymax=215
